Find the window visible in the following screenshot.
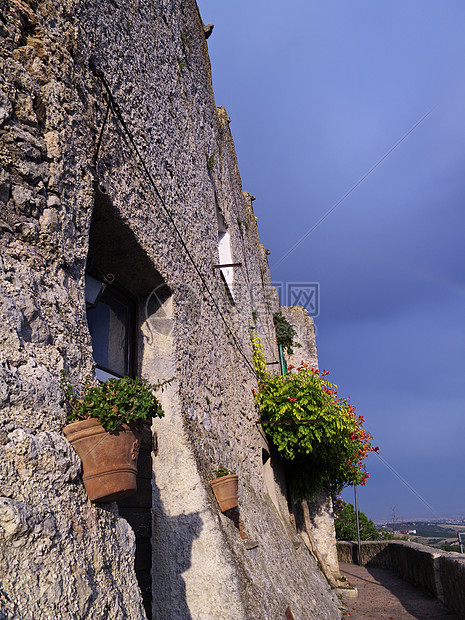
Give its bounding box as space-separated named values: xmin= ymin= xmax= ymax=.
xmin=86 ymin=275 xmax=136 ymax=380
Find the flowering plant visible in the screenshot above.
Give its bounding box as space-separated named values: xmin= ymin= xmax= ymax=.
xmin=61 ymin=372 xmax=169 ymax=432
xmin=252 ymin=334 xmax=376 ymax=498
xmin=332 ymin=495 xmax=345 ymax=519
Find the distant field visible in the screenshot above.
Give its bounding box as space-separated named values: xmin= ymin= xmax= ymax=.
xmin=385 ymin=522 xmax=459 ymax=538
xmin=412 ymin=525 xmax=456 ymax=538
xmin=381 ymin=521 xmax=465 ymax=550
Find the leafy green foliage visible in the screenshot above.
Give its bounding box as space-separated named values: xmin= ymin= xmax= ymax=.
xmin=214 ymin=466 xmax=236 ymax=478
xmin=181 ymin=31 xmax=190 ymax=49
xmin=334 ymin=501 xmax=379 ymax=541
xmin=251 ymin=334 xmax=376 ymax=498
xmin=177 ymin=57 xmax=185 ymax=74
xmin=206 ymin=152 xmax=215 ymax=170
xmin=61 ymin=372 xmax=171 ymax=432
xmin=237 ymin=217 xmax=249 ymax=233
xmin=273 ymin=311 xmax=301 ymax=355
xmin=441 ymin=545 xmax=462 ymax=553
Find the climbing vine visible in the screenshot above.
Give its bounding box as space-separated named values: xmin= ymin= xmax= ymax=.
xmin=251 ymin=334 xmax=377 ymax=499
xmin=273 ymin=311 xmax=301 ymax=355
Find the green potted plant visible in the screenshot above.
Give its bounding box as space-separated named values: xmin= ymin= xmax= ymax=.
xmin=61 ymin=372 xmax=167 ymax=503
xmin=209 ymin=467 xmax=238 ymax=512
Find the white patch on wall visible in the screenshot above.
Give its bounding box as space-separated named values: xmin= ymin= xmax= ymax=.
xmin=217 ymin=207 xmax=234 ymax=299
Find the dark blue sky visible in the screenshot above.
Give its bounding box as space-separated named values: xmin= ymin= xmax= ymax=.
xmin=197 ymin=0 xmax=465 ymax=521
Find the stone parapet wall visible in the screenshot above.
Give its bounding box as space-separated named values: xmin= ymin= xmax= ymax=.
xmin=439 ymin=554 xmax=465 ymax=619
xmin=338 ymin=540 xmax=465 ymax=617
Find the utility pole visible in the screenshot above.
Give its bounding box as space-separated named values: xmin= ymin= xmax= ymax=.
xmin=354 ymin=485 xmax=362 ymax=566
xmin=391 ymin=505 xmax=398 ymax=537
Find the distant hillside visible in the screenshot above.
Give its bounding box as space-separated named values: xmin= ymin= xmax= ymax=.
xmin=384 ymin=522 xmax=458 ymax=538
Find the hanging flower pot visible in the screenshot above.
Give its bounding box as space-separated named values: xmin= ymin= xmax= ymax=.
xmin=60 ymin=374 xmax=170 ymax=503
xmin=63 ymin=418 xmax=140 ymax=502
xmin=209 ymin=469 xmax=238 ymax=512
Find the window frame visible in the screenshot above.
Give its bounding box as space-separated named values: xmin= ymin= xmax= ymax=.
xmin=85 ymin=273 xmax=138 ymax=379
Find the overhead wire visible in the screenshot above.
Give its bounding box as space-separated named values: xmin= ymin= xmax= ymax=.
xmin=374 ymin=451 xmax=439 ymax=518
xmin=89 ymin=62 xmax=257 ymax=377
xmin=93 ymin=96 xmax=110 ymax=167
xmin=274 ymin=105 xmax=438 ymax=270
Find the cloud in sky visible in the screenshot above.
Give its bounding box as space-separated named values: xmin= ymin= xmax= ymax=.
xmin=198 ymin=0 xmax=465 ymax=520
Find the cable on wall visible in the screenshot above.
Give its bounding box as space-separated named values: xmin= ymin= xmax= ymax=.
xmin=89 ymin=60 xmax=257 ymax=377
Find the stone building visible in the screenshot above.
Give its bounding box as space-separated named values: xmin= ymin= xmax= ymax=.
xmin=0 ymin=0 xmax=341 ymax=618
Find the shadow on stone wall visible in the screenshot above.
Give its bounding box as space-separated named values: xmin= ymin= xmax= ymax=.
xmin=151 ymin=475 xmax=203 ymax=620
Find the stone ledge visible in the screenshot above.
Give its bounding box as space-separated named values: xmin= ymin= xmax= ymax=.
xmin=336 ymin=586 xmax=358 ymax=600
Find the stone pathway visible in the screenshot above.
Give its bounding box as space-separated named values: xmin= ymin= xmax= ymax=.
xmin=339 ymin=562 xmax=459 ymax=619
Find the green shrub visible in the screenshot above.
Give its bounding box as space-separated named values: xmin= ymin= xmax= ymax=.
xmin=252 ymin=334 xmax=376 ymax=498
xmin=334 ymin=501 xmax=379 ymax=541
xmin=273 ymin=311 xmax=301 ymax=355
xmin=441 ymin=545 xmax=462 ymax=553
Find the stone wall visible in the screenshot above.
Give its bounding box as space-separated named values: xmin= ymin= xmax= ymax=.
xmin=0 ymin=0 xmax=341 ymax=618
xmin=280 ymin=306 xmax=319 ymax=372
xmin=439 ymin=554 xmax=465 ymax=618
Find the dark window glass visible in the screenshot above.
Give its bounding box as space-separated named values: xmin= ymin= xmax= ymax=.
xmin=86 ymin=284 xmax=135 ymax=377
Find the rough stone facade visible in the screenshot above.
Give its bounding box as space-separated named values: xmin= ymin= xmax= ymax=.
xmin=280 ymin=306 xmax=319 ymax=373
xmin=0 ymin=1 xmax=341 ymax=618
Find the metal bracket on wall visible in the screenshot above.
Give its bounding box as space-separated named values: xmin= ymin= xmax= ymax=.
xmin=212 ymin=262 xmax=243 ymax=269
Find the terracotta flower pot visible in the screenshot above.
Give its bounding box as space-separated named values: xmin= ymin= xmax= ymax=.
xmin=209 ymin=474 xmax=239 ymax=512
xmin=63 ymin=418 xmax=141 ymax=502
